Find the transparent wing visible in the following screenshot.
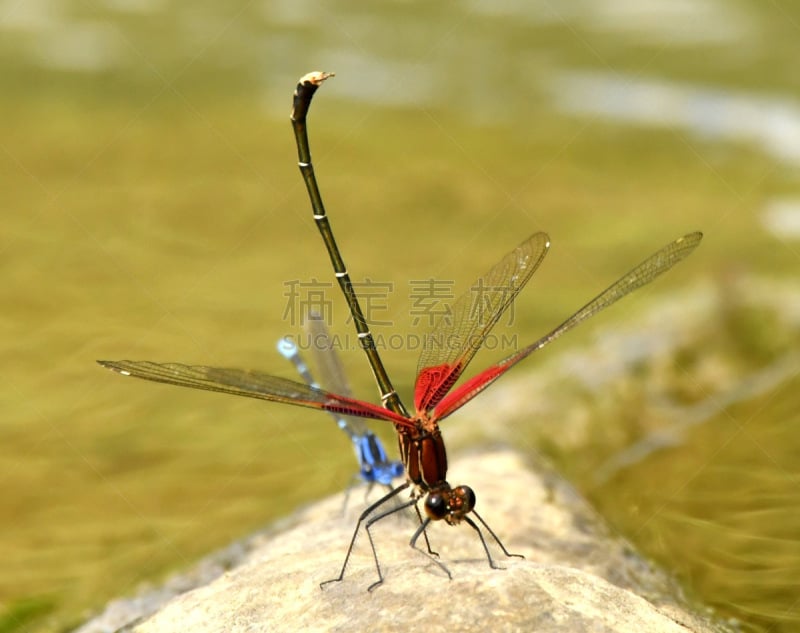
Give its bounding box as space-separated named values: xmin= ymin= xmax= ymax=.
xmin=414 ymin=232 xmax=550 ymax=414
xmin=277 ymin=315 xmax=369 ymax=439
xmin=431 ymin=231 xmax=704 ymax=421
xmin=304 ymin=314 xmax=351 ymax=395
xmin=277 ymin=327 xmax=405 ymax=485
xmin=303 ymin=314 xmax=404 ymax=483
xmin=98 ymin=359 xmax=411 ymax=427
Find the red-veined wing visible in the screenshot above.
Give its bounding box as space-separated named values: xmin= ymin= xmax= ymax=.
xmin=430 ymin=231 xmax=703 ymax=421
xmin=97 ymin=360 xmax=412 ymax=427
xmin=413 ymin=232 xmax=550 ymax=414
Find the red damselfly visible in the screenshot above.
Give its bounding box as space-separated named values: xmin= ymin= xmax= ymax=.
xmin=99 ymin=71 xmax=702 ymax=590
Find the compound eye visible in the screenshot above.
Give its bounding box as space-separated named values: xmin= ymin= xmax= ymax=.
xmin=424 ymin=493 xmax=448 ymax=520
xmin=453 ymin=485 xmax=476 ymax=513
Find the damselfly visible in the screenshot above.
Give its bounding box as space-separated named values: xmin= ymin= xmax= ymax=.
xmin=277 ymin=313 xmax=403 ymax=491
xmin=99 ymin=71 xmax=702 ymax=590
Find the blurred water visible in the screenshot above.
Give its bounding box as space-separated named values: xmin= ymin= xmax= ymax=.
xmin=0 ymin=0 xmax=759 ymax=114
xmin=549 ymin=71 xmax=800 ymax=168
xmin=4 ymin=0 xmax=787 ymax=172
xmin=762 ymin=198 xmax=800 ymax=238
xmin=468 ymin=0 xmax=751 ymax=44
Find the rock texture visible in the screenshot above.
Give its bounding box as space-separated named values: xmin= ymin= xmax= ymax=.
xmin=77 ymin=450 xmax=728 ymax=633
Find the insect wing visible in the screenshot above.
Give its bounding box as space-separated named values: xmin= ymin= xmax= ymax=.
xmin=305 ymin=314 xmax=373 ymax=438
xmin=430 ymin=232 xmax=703 ymax=421
xmin=97 ymin=359 xmax=411 ymax=427
xmin=303 ymin=315 xmax=405 ymax=483
xmin=413 ymin=232 xmax=550 ymax=414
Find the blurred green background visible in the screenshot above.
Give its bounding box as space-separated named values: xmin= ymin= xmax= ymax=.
xmin=3 ymin=1 xmax=800 ymax=631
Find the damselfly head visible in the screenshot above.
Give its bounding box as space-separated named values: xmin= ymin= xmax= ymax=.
xmin=424 ymin=484 xmax=476 ymax=525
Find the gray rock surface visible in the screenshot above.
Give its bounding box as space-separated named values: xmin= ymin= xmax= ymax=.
xmin=78 ymin=450 xmax=728 ymax=633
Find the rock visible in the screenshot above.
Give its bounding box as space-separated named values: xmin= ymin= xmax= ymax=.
xmin=78 ymin=450 xmax=729 ymax=633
